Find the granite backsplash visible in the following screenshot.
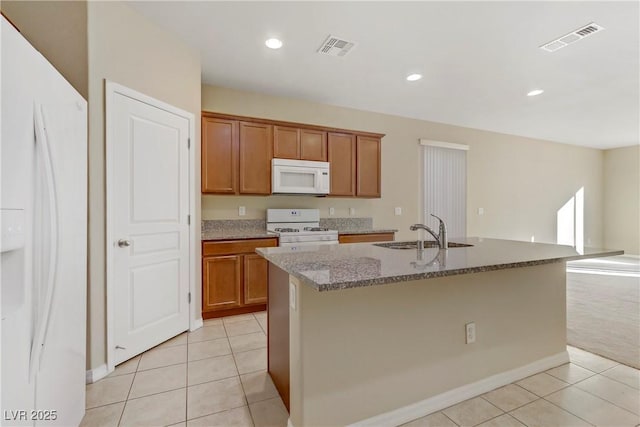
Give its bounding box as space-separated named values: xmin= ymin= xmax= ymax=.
xmin=319 ymin=217 xmax=373 ymax=231
xmin=202 ymin=217 xmax=374 ymax=232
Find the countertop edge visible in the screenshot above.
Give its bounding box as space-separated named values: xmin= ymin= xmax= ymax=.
xmin=257 ymin=246 xmax=624 ymax=292
xmin=337 ymin=229 xmax=398 ymax=235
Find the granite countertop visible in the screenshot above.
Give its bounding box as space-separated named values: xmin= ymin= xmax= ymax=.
xmin=256 ymin=237 xmax=623 ymax=292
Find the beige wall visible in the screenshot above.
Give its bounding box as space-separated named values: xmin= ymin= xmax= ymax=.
xmin=86 ymin=2 xmax=201 ymax=370
xmin=202 ymin=85 xmax=604 ymax=245
xmin=604 ymin=145 xmax=640 ymax=255
xmin=1 ymin=0 xmax=88 ymax=98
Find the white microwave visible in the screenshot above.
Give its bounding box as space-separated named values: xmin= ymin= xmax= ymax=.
xmin=272 ymin=158 xmax=330 ymax=195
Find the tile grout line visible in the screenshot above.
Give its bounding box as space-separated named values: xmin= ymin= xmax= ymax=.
xmin=222 ymin=320 xmax=256 ymax=426
xmin=598 ymin=370 xmax=640 ymax=390
xmin=538 ymin=394 xmax=597 ymax=426
xmin=440 ymin=410 xmax=460 ymax=426
xmin=117 ymin=359 xmax=139 ymax=427
xmin=571 ymin=375 xmax=640 ymax=416
xmin=253 ymin=312 xmax=267 ymax=335
xmin=185 ymin=333 xmax=190 ymax=425
xmin=470 ymin=396 xmax=506 ymax=426
xmin=185 ymin=403 xmax=251 ymax=424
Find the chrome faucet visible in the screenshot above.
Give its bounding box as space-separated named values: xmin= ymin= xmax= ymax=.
xmin=410 ymin=214 xmax=448 ymax=249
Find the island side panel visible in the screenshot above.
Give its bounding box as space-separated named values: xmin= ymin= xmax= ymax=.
xmin=289 ymin=262 xmax=567 ymax=427
xmin=267 ymin=263 xmax=290 ymax=411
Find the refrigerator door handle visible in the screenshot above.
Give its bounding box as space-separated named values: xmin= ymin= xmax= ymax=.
xmin=29 ymin=104 xmax=59 ymax=379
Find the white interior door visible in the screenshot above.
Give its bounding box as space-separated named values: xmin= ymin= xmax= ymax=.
xmin=109 ymin=87 xmax=190 ymax=365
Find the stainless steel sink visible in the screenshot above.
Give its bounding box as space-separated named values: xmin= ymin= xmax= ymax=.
xmin=373 ymin=241 xmax=473 ymax=249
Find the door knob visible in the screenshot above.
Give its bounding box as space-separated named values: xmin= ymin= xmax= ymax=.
xmin=117 ymin=239 xmax=131 ymax=248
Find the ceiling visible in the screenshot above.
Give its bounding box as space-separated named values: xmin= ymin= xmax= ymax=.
xmin=130 ymin=1 xmax=639 ymax=149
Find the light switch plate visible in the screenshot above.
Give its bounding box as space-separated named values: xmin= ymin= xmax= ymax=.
xmin=478 ymin=207 xmax=484 ymax=215
xmin=394 ymin=207 xmax=402 ymax=216
xmin=329 ymin=207 xmax=335 ymax=216
xmin=289 ymin=281 xmax=297 ymax=311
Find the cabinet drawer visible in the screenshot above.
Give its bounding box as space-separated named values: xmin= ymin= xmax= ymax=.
xmin=203 ymin=238 xmax=278 ymax=256
xmin=338 ymin=233 xmax=394 ymax=244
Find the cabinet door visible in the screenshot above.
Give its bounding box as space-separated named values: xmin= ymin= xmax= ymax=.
xmin=273 ymin=126 xmax=300 ymax=159
xmin=356 ymin=136 xmax=381 ymax=198
xmin=202 ymin=118 xmax=238 ymax=193
xmin=239 ymin=122 xmax=273 ymax=194
xmin=300 ymin=129 xmax=327 ymax=161
xmin=202 ymin=255 xmax=242 ymax=312
xmin=327 ymin=133 xmax=356 ymax=196
xmin=243 ymin=254 xmax=268 ymax=305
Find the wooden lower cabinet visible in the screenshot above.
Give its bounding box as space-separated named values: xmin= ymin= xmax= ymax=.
xmin=338 ymin=232 xmax=394 ymax=244
xmin=202 ymin=255 xmax=242 ymax=311
xmin=202 ymin=238 xmax=277 ymax=318
xmin=243 ymin=254 xmax=268 ymax=304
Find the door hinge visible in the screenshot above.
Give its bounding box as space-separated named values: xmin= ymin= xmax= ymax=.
xmin=187 ymin=214 xmax=191 ymax=225
xmin=188 ymin=137 xmax=190 ymax=149
xmin=188 ymin=292 xmax=191 ymax=304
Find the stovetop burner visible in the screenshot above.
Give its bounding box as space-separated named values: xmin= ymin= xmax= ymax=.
xmin=274 ymin=227 xmax=299 ymax=233
xmin=303 ymin=227 xmax=330 ymax=232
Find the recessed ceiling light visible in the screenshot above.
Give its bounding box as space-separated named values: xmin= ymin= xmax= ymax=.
xmin=265 ymin=38 xmax=283 ymax=49
xmin=527 ymin=89 xmax=544 ymax=97
xmin=406 ymin=73 xmax=422 ymax=82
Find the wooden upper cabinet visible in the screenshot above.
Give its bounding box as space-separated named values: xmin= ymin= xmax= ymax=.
xmin=202 ymin=112 xmax=383 ymax=198
xmin=202 ymin=118 xmax=238 ymax=194
xmin=239 ymin=122 xmax=273 ymax=194
xmin=274 ymin=127 xmax=327 ymax=161
xmin=327 ymin=133 xmax=356 ymax=196
xmin=273 ymin=126 xmax=300 ymax=159
xmin=300 ymin=129 xmax=327 ymax=161
xmin=356 ymin=135 xmax=381 ymax=198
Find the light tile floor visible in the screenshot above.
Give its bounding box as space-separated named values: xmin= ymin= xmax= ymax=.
xmin=82 ymin=311 xmax=640 ymax=427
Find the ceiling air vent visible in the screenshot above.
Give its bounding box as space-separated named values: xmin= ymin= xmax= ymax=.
xmin=317 ymin=35 xmax=356 ymax=57
xmin=540 ymin=22 xmax=604 ymax=52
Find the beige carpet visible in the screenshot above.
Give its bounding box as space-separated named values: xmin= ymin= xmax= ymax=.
xmin=566 ymin=256 xmax=640 ymax=368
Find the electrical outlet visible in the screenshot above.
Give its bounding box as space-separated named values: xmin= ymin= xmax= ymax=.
xmin=465 ymin=322 xmax=476 ymax=344
xmin=329 ymin=207 xmax=335 ymax=216
xmin=478 ymin=207 xmax=484 ymax=215
xmin=349 ymin=207 xmax=355 ymax=216
xmin=394 ymin=207 xmax=402 ymax=216
xmin=238 ymin=206 xmax=246 ymax=216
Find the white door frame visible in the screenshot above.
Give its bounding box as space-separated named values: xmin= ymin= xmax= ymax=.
xmin=105 ymin=80 xmax=198 ymax=373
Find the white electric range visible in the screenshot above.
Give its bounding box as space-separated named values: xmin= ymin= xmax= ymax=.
xmin=266 ymin=209 xmax=338 ymax=247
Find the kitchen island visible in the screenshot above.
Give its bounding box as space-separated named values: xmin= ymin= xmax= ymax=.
xmin=257 ymin=238 xmax=621 ymax=427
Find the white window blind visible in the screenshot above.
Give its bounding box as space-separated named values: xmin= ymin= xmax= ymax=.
xmin=420 ymin=139 xmax=468 ymax=239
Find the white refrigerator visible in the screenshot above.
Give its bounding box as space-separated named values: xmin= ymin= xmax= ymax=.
xmin=1 ymin=16 xmax=87 ymax=426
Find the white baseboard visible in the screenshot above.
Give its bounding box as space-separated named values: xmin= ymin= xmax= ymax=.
xmin=85 ymin=364 xmax=109 ymax=384
xmin=348 ymin=351 xmax=569 ymax=427
xmin=191 ymin=317 xmax=203 ymax=332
